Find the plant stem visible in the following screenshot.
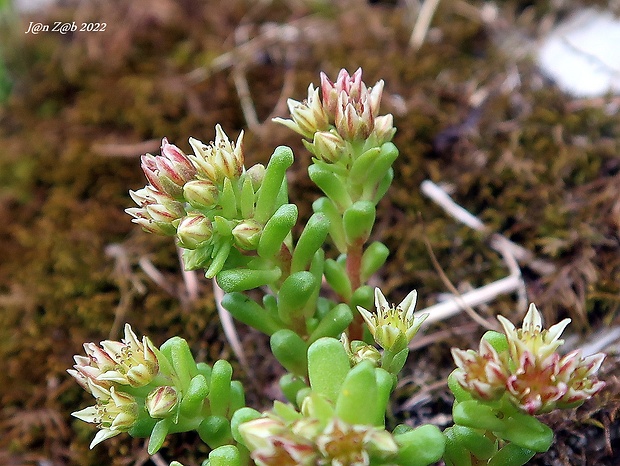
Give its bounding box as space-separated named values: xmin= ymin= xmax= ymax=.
xmin=346 ymin=238 xmax=364 ymax=340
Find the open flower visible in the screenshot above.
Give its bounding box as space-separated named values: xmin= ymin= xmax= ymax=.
xmin=72 ymin=383 xmax=138 ymax=448
xmin=240 ymin=417 xmax=317 ymax=466
xmin=316 ymin=418 xmax=398 ymax=466
xmin=498 ymin=303 xmax=570 ymax=363
xmin=95 ymin=324 xmax=160 ymax=387
xmin=451 ymin=339 xmax=509 ymax=401
xmin=357 ymin=288 xmax=427 ymax=351
xmin=273 ymin=84 xmax=330 ymax=139
xmin=188 ymin=125 xmax=244 ymax=184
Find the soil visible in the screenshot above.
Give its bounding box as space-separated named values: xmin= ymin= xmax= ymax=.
xmin=0 ymin=0 xmax=618 ymax=465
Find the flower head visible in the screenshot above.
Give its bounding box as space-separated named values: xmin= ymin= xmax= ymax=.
xmin=321 ymin=68 xmax=386 ymax=141
xmin=357 ymin=288 xmax=427 ymax=351
xmin=451 ymin=303 xmax=606 ymax=415
xmin=506 ymin=348 xmax=606 ymax=415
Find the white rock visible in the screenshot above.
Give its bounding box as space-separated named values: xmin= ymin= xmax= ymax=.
xmin=537 ymin=9 xmax=620 ymax=97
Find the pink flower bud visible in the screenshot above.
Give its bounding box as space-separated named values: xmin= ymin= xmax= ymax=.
xmin=176 ymin=214 xmax=213 ymax=249
xmin=146 ymin=386 xmax=179 ymax=419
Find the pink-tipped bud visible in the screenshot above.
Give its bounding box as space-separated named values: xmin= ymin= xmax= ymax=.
xmin=176 ymin=214 xmax=213 ymax=249
xmin=335 ymin=91 xmax=374 ymax=141
xmin=371 ymin=114 xmax=396 ymax=145
xmin=146 ymin=386 xmax=179 ymax=419
xmin=140 ymin=139 xmax=196 ymax=200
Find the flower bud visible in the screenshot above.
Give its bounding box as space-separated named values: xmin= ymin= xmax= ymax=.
xmin=340 ymin=333 xmax=381 ymax=367
xmin=245 ymin=163 xmax=266 ymax=191
xmin=183 ymin=179 xmax=219 ymax=210
xmin=146 ymin=386 xmax=179 ymax=419
xmin=307 ymin=130 xmax=346 ymax=164
xmin=140 ymin=139 xmax=196 ymax=200
xmin=371 ymin=114 xmax=396 ymax=145
xmin=161 ymin=138 xmax=196 ymax=182
xmin=232 ymin=219 xmax=262 ymax=250
xmin=176 ymin=214 xmax=213 ymax=249
xmin=335 ymin=91 xmax=374 ymax=141
xmin=320 ymin=68 xmax=364 ymax=118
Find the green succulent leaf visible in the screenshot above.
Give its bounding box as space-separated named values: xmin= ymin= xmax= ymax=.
xmin=221 ymin=292 xmax=284 ymax=336
xmin=257 ymin=203 xmax=298 ymax=259
xmin=270 ymin=329 xmax=309 ymax=376
xmin=308 ymin=337 xmax=351 ymax=403
xmin=254 ymin=146 xmax=294 ymax=224
xmin=209 ymin=360 xmax=233 ymax=417
xmin=291 ymin=213 xmax=330 ymax=273
xmin=335 ymin=360 xmax=377 ymax=425
xmin=394 ymin=424 xmax=446 ymax=466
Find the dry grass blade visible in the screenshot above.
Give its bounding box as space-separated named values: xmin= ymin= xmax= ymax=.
xmin=422 ymin=233 xmax=499 ymax=331
xmin=409 ymin=0 xmax=442 ymax=50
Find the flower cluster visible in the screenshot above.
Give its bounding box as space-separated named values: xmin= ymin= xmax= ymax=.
xmin=452 ymin=304 xmax=606 ymax=415
xmin=273 ymin=68 xmax=395 ymax=164
xmin=69 ymin=326 xmax=244 ymax=454
xmin=126 ymin=125 xmax=292 ymax=277
xmin=68 ymin=324 xmax=160 ymax=447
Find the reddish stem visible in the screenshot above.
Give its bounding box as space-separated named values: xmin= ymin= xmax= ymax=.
xmin=346 ymin=238 xmax=364 ymax=340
